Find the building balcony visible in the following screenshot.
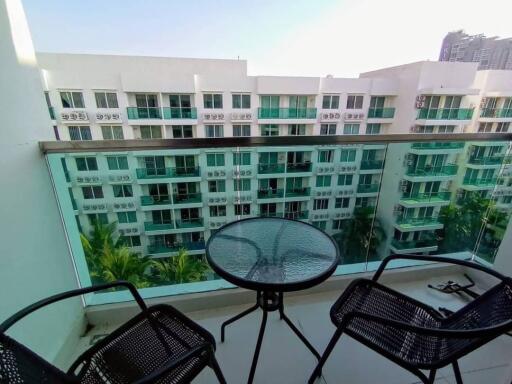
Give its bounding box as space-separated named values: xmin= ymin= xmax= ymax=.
xmin=285 ymin=187 xmax=310 ymax=197
xmin=147 ymin=240 xmax=205 ymax=255
xmin=140 ymin=195 xmax=172 ymax=206
xmin=175 ymin=218 xmax=204 ymax=228
xmin=480 ymin=108 xmax=512 ymax=119
xmin=284 ymin=210 xmax=309 ymax=220
xmin=286 ymin=162 xmax=312 ymax=173
xmin=410 ymin=142 xmax=465 ymax=153
xmin=416 ymin=108 xmax=474 ymax=120
xmin=258 ymin=163 xmax=286 ymax=174
xmin=395 ymin=216 xmax=443 ymax=231
xmin=367 ymin=107 xmax=395 ymax=119
xmin=360 ymin=160 xmax=384 ymax=170
xmin=357 ymin=183 xmax=379 ymax=194
xmin=144 ymin=221 xmax=174 ymax=232
xmin=258 ymin=211 xmax=284 ymax=218
xmin=400 ymin=191 xmax=451 ymax=206
xmin=162 ymin=107 xmax=197 ymax=119
xmin=257 ymin=188 xmax=284 ymax=199
xmin=468 ymin=156 xmax=505 ymax=166
xmin=173 ymin=192 xmax=202 ymax=204
xmin=126 ymin=107 xmax=162 ymax=119
xmin=258 ymin=108 xmax=317 ymax=119
xmin=405 ymin=164 xmax=458 ymax=179
xmin=389 ymin=237 xmax=438 ymax=253
xmin=136 ymin=167 xmax=200 ymax=179
xmin=462 ymin=177 xmax=498 ymax=189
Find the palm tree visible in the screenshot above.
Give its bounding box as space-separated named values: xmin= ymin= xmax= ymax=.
xmin=151 ymin=248 xmax=209 ymax=285
xmin=333 ymin=207 xmax=386 ymax=264
xmin=80 ymin=221 xmax=121 ymax=279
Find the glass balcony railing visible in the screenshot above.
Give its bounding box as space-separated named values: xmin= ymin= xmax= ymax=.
xmin=480 ymin=108 xmax=512 ymax=118
xmin=285 ymin=187 xmax=310 ymax=197
xmin=48 ymin=106 xmax=55 ymax=120
xmin=357 ymin=184 xmax=379 ymax=193
xmin=257 ymin=188 xmax=284 ymax=199
xmin=405 ymin=164 xmax=458 ymax=177
xmin=367 ymin=107 xmax=395 ymax=118
xmin=136 ymin=167 xmax=200 ymax=179
xmin=468 ymin=156 xmax=505 ymax=165
xmin=410 ymin=142 xmax=465 ymax=150
xmin=162 ymin=107 xmax=197 ymax=119
xmin=258 ymin=108 xmax=317 ymax=119
xmin=173 ymin=192 xmax=202 ymax=204
xmin=43 ymin=135 xmax=512 ymax=306
xmin=417 ymin=108 xmax=474 ymax=120
xmin=258 ymin=163 xmax=285 ymax=174
xmin=127 ymin=107 xmax=162 ymax=119
xmin=360 ymin=160 xmax=384 ymax=170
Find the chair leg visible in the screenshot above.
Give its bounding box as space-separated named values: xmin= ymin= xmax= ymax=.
xmin=428 ymin=369 xmax=437 ymax=384
xmin=210 ymin=355 xmax=227 ymax=384
xmin=308 ymin=328 xmax=343 ymax=384
xmin=452 ymin=361 xmax=463 ymax=384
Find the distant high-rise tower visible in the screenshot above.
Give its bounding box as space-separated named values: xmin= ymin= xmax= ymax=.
xmin=439 ymin=30 xmax=512 ymax=70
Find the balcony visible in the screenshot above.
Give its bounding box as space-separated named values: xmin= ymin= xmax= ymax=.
xmin=140 ymin=195 xmax=172 ymax=206
xmin=357 ymin=183 xmax=379 ymax=194
xmin=173 ymin=192 xmax=202 ymax=204
xmin=285 ymin=187 xmax=310 ymax=197
xmin=258 ymin=163 xmax=285 ymax=174
xmin=162 ymin=107 xmax=197 ymax=119
xmin=136 ymin=167 xmax=200 ymax=179
xmin=284 ymin=210 xmax=309 ymax=219
xmin=175 ymin=218 xmax=204 ymax=228
xmin=144 ymin=221 xmax=174 ymax=232
xmin=360 ymin=160 xmax=384 ymax=170
xmin=367 ymin=107 xmax=395 ymax=119
xmin=126 ymin=107 xmax=162 ymax=119
xmin=258 ymin=211 xmax=284 ymax=217
xmin=257 ymin=188 xmax=284 ymax=199
xmin=258 ymin=108 xmax=317 ymax=119
xmin=410 ymin=142 xmax=465 ymax=150
xmin=390 ymin=237 xmax=438 ymax=253
xmin=147 ymin=240 xmax=205 ymax=254
xmin=416 ymin=108 xmax=474 ymax=120
xmin=286 ymin=162 xmax=312 ymax=173
xmin=462 ymin=177 xmax=498 ymax=188
xmin=400 ymin=191 xmax=451 ymax=206
xmin=468 ymin=156 xmax=505 ymax=166
xmin=480 ymin=108 xmax=512 ymax=118
xmin=405 ymin=164 xmax=458 ymax=178
xmin=395 ymin=216 xmax=443 ymax=230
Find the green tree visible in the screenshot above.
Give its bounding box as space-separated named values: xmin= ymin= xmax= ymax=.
xmin=333 ymin=207 xmax=386 ymax=264
xmin=151 ymin=248 xmax=209 ymax=284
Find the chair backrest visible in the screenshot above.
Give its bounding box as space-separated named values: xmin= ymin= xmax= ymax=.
xmin=0 ymin=333 xmax=76 ymax=384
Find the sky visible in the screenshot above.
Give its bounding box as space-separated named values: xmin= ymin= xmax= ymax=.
xmin=23 ymin=0 xmax=512 ymax=78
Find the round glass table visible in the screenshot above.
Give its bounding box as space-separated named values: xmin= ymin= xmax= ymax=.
xmin=206 ymin=217 xmax=340 ymax=384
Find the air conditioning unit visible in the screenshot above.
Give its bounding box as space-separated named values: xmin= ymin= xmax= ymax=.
xmin=246 ymin=170 xmax=252 ymax=176
xmin=220 ymin=171 xmax=226 ymax=176
xmin=340 ymin=166 xmax=346 ymax=172
xmin=240 ymin=170 xmax=245 ymax=176
xmin=400 ymin=180 xmax=408 ymax=187
xmin=406 ymin=160 xmax=414 ymax=166
xmin=415 ymin=95 xmax=426 ymax=108
xmin=208 ymin=172 xmax=213 ymax=177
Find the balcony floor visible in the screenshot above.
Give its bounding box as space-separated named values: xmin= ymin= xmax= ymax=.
xmin=75 ymin=274 xmax=512 ymax=384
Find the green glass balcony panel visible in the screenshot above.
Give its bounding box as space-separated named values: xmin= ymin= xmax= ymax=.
xmin=401 ymin=191 xmax=451 ymax=203
xmin=468 ymin=156 xmax=505 ymax=165
xmin=416 ymin=108 xmax=474 ymax=120
xmin=162 ymin=107 xmax=197 ymax=119
xmin=140 ymin=195 xmax=172 ymax=206
xmin=410 ymin=142 xmax=465 ymax=150
xmin=258 ymin=163 xmax=286 ymax=174
xmin=286 ymin=162 xmax=312 ymax=173
xmin=396 ymin=216 xmax=441 ymax=226
xmin=173 ymin=192 xmax=202 ymax=204
xmin=360 ymin=160 xmax=384 ymax=170
xmin=258 ymin=108 xmax=317 ymax=119
xmin=285 ymin=187 xmax=310 ymax=197
xmin=173 ymin=166 xmax=200 ymax=177
xmin=144 ymin=222 xmax=174 ymax=231
xmin=462 ymin=177 xmax=498 ymax=187
xmin=136 ymin=168 xmax=173 ymax=179
xmin=367 ymin=107 xmax=395 ymax=118
xmin=405 ymin=164 xmax=458 ymax=177
xmin=175 ymin=218 xmax=204 ymax=228
xmin=391 ymin=237 xmax=437 ymax=250
xmin=284 ymin=210 xmax=309 ymax=220
xmin=126 ymin=107 xmax=162 ymax=119
xmin=480 ymin=108 xmax=512 ymax=118
xmin=257 ymin=188 xmax=284 ymax=199
xmin=148 ymin=240 xmax=205 ymax=254
xmin=258 ymin=211 xmax=284 ymax=217
xmin=357 ymin=184 xmax=379 ymax=193
xmin=48 ymin=106 xmax=55 ymax=120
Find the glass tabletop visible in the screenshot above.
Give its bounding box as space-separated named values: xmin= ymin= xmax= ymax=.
xmin=206 ymin=217 xmax=340 ymax=292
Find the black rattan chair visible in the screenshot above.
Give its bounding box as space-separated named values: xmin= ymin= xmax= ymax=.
xmin=309 ymin=255 xmax=512 ymax=384
xmin=0 ymin=281 xmax=226 ymax=384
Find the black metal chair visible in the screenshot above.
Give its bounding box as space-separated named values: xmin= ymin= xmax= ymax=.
xmin=0 ymin=281 xmax=226 ymax=384
xmin=309 ymin=255 xmax=512 ymax=384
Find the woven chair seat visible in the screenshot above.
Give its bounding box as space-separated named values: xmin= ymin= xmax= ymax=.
xmin=72 ymin=304 xmax=213 ymax=384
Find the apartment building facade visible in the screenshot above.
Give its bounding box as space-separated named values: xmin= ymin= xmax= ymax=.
xmin=38 ymin=54 xmax=512 ymax=260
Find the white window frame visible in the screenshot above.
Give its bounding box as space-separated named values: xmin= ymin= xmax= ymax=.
xmin=101 ymin=125 xmax=124 ymax=140
xmin=205 ymin=125 xmax=224 ymax=138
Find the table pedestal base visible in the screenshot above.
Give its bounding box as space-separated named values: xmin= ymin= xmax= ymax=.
xmin=221 ymin=291 xmax=320 ymax=384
